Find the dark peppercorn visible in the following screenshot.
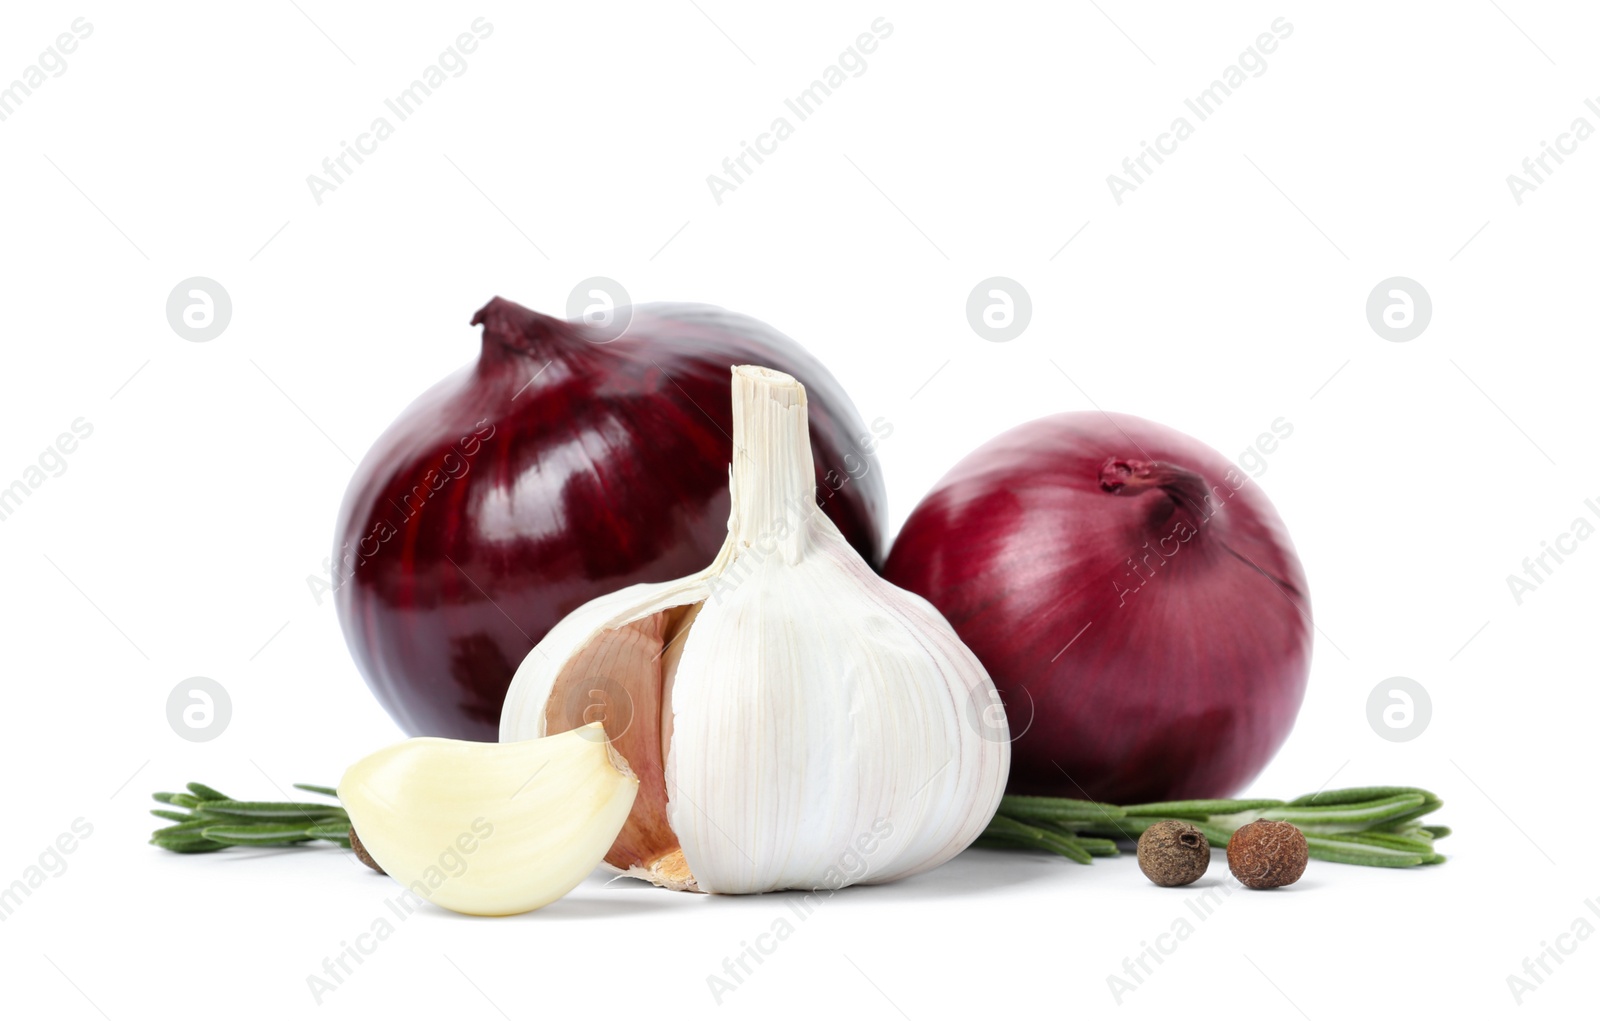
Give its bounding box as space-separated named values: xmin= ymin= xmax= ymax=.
xmin=349 ymin=827 xmax=386 ymax=875
xmin=1227 ymin=819 xmax=1308 ymax=889
xmin=1137 ymin=820 xmax=1211 ymax=887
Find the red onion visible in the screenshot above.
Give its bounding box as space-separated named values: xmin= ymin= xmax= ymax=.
xmin=334 ymin=297 xmax=887 ymax=740
xmin=883 ymin=412 xmax=1310 ymax=804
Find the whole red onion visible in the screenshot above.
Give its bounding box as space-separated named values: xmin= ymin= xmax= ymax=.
xmin=883 ymin=412 xmax=1310 ymax=804
xmin=334 ymin=297 xmax=888 ymax=740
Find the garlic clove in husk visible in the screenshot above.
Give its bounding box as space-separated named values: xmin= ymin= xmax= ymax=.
xmin=337 ymin=723 xmax=638 ymax=915
xmin=501 ymin=365 xmax=1008 ymax=895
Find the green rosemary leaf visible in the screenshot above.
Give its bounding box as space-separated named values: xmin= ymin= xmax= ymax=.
xmin=1312 ymin=831 xmax=1436 ymax=855
xmin=153 ymin=820 xmax=217 ymax=838
xmin=1030 ymin=822 xmax=1119 ymax=856
xmin=169 ymin=793 xmax=202 ymax=809
xmin=149 ymin=833 xmax=229 ymax=854
xmin=1303 ymin=835 xmax=1425 ymax=867
xmin=199 ymin=824 xmax=317 ymax=846
xmin=996 ymin=796 xmax=1124 ymax=823
xmin=293 ymin=784 xmax=340 ymax=798
xmin=1075 ymin=819 xmax=1156 ymax=841
xmin=1362 ymin=798 xmax=1444 ymax=831
xmin=196 ymin=810 xmax=349 ymax=826
xmin=1075 ymin=825 xmax=1132 ymax=841
xmin=972 ymin=836 xmax=1034 ymax=851
xmin=983 ymin=815 xmax=1094 ymax=863
xmin=1289 ymin=786 xmax=1434 ymax=807
xmin=150 ymin=809 xmax=191 ymax=823
xmin=152 ymin=792 xmax=185 ymax=805
xmin=195 ymin=800 xmax=350 ymax=821
xmin=303 ymin=822 xmax=352 ymax=841
xmin=1117 ymin=798 xmax=1285 ymax=819
xmin=1262 ymin=793 xmax=1426 ymax=830
xmin=185 ymin=783 xmax=231 ymax=802
xmin=1072 ymin=836 xmax=1121 ymax=857
xmin=1048 ymin=837 xmax=1096 ymax=865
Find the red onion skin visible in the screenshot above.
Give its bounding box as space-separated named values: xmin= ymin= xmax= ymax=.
xmin=883 ymin=412 xmax=1310 ymax=804
xmin=334 ymin=298 xmax=887 ymax=740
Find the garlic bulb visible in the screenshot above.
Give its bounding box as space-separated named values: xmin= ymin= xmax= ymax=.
xmin=502 ymin=365 xmax=1008 ymax=894
xmin=338 ymin=723 xmax=638 ymax=915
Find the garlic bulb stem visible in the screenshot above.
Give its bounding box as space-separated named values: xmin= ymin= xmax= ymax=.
xmin=729 ymin=366 xmax=816 ymax=562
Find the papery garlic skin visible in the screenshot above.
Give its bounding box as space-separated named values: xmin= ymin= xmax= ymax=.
xmin=338 ymin=723 xmax=637 ymax=915
xmin=502 ymin=366 xmax=1008 ymax=895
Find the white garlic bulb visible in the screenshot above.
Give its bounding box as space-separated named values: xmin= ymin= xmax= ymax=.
xmin=502 ymin=365 xmax=1008 ymax=894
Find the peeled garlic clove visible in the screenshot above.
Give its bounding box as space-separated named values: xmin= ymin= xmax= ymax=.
xmin=337 ymin=723 xmax=637 ymax=915
xmin=501 ymin=366 xmax=1009 ymax=895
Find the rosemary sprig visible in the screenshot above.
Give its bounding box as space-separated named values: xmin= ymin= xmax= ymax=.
xmin=147 ymin=782 xmax=351 ymax=853
xmin=983 ymin=786 xmax=1449 ymax=869
xmin=150 ymin=780 xmax=1450 ymax=871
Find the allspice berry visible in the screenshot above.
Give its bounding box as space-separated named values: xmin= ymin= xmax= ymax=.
xmin=1137 ymin=820 xmax=1210 ymax=887
xmin=349 ymin=827 xmax=386 ymax=875
xmin=1227 ymin=819 xmax=1308 ymax=889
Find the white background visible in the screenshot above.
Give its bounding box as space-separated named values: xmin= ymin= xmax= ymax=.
xmin=1 ymin=2 xmax=1595 ymax=1017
